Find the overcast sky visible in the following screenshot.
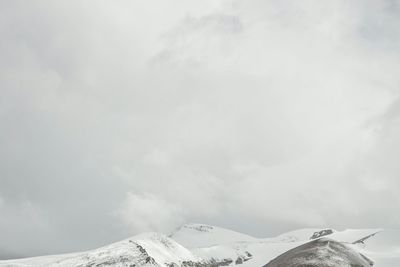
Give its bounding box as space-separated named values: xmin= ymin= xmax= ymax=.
xmin=1 ymin=0 xmax=400 ymax=259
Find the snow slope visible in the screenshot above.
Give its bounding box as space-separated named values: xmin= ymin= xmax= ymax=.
xmin=353 ymin=230 xmax=400 ymax=267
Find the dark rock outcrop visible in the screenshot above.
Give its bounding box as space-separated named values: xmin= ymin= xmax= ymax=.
xmin=310 ymin=229 xmax=334 ymax=239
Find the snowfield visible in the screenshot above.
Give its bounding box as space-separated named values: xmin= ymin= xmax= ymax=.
xmin=0 ymin=223 xmax=398 ymax=267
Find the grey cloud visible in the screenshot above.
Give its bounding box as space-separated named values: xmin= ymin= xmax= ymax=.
xmin=1 ymin=0 xmax=400 ymax=259
xmin=151 ymin=13 xmax=243 ymax=68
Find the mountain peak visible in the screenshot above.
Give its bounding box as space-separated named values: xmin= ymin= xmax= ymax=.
xmin=169 ymin=223 xmax=256 ymax=249
xmin=175 ymin=223 xmax=215 ymax=233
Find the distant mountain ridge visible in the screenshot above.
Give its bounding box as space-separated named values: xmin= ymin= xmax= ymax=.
xmin=0 ymin=223 xmax=398 ymax=267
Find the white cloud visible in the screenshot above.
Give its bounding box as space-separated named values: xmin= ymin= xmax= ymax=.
xmin=118 ymin=193 xmax=184 ymax=233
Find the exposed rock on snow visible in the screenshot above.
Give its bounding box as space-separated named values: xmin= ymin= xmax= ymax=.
xmin=310 ymin=229 xmax=334 ymax=239
xmin=0 ymin=233 xmax=202 ymax=267
xmin=49 ymin=233 xmax=202 ymax=267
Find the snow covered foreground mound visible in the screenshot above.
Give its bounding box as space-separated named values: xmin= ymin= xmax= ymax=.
xmin=263 ymin=238 xmax=373 ymax=267
xmin=0 ymin=223 xmax=399 ymax=267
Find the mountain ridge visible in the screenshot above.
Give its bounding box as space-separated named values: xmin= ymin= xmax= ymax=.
xmin=0 ymin=224 xmax=397 ymax=267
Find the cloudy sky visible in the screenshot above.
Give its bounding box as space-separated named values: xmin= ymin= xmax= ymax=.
xmin=1 ymin=0 xmax=400 ymax=259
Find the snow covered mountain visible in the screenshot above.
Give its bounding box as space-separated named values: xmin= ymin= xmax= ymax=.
xmin=0 ymin=223 xmax=398 ymax=267
xmin=0 ymin=233 xmax=202 ymax=267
